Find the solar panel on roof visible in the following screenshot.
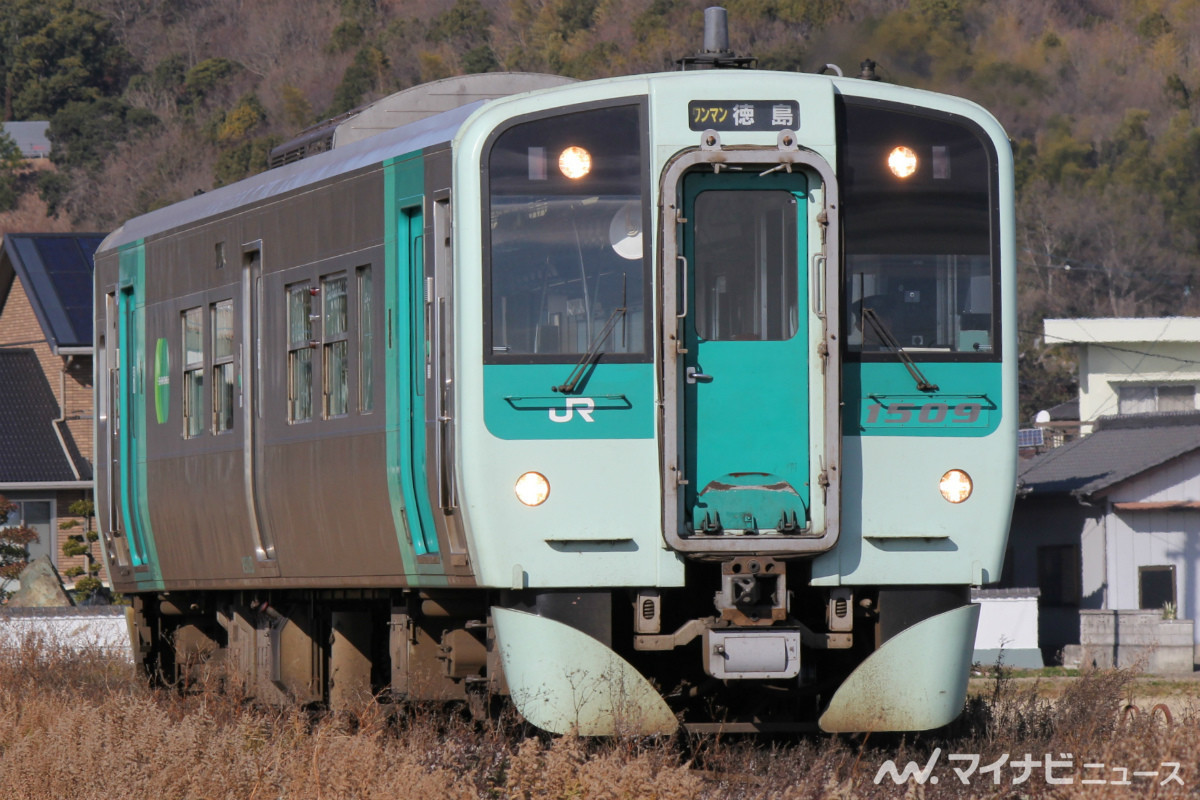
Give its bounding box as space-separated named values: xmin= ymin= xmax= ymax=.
xmin=33 ymin=237 xmax=95 ymax=342
xmin=3 ymin=233 xmax=103 ymax=350
xmin=1017 ymin=428 xmax=1045 ymax=448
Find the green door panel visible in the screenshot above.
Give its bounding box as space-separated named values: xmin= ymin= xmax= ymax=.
xmin=682 ymin=172 xmax=810 ymax=535
xmin=116 ymin=243 xmax=160 ymax=583
xmin=383 ymin=155 xmax=443 ymax=573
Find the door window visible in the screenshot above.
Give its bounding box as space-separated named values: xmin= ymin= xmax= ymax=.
xmin=693 ymin=190 xmax=798 ymax=342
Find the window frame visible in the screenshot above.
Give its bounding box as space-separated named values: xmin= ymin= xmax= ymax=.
xmin=480 ymin=96 xmax=652 ymax=365
xmin=182 ymin=306 xmax=205 ymax=439
xmin=1117 ymin=383 xmax=1196 ymax=415
xmin=211 ymin=298 xmax=235 ymax=434
xmin=836 ymin=95 xmax=1003 ymax=363
xmin=286 ymin=281 xmax=314 ymax=424
xmin=358 ymin=265 xmax=374 ymax=414
xmin=691 ymin=186 xmax=801 ymax=343
xmin=0 ymin=496 xmax=56 ymax=569
xmin=321 ymin=272 xmax=350 ymax=419
xmin=1139 ymin=564 xmax=1176 ymax=611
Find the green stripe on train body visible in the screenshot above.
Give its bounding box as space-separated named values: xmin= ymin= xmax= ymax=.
xmin=383 ymin=152 xmax=447 ymax=583
xmin=483 ymin=363 xmax=655 ymax=440
xmin=845 ymin=361 xmax=1003 ymax=437
xmin=117 ymin=242 xmax=163 ymax=587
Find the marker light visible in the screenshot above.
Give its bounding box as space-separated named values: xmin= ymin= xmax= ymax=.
xmin=558 ymin=146 xmax=592 ymax=179
xmin=515 ymin=471 xmax=551 ymax=506
xmin=887 ymin=145 xmax=918 ymax=178
xmin=939 ymin=469 xmax=973 ymax=504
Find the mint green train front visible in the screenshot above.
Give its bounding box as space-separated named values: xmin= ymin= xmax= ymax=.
xmin=93 ymin=65 xmax=1014 ymax=736
xmin=454 ymin=70 xmax=1015 ymax=734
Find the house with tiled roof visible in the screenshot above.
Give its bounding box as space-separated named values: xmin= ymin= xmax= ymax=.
xmin=1008 ymin=411 xmax=1200 ymax=670
xmin=0 ymin=233 xmax=105 ymax=591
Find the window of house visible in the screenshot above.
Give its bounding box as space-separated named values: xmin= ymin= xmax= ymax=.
xmin=1117 ymin=384 xmax=1195 ymax=415
xmin=287 ymin=283 xmax=313 ymax=423
xmin=358 ymin=266 xmax=374 ymax=413
xmin=1037 ymin=544 xmax=1080 ymax=606
xmin=1139 ymin=565 xmax=1176 ymax=611
xmin=212 ymin=299 xmax=235 ymax=433
xmin=1 ymin=499 xmax=52 ymax=567
xmin=182 ymin=307 xmax=204 ymax=438
xmin=322 ymin=274 xmax=349 ymax=418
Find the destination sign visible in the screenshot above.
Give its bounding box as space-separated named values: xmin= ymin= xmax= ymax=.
xmin=688 ymin=100 xmax=800 ymax=131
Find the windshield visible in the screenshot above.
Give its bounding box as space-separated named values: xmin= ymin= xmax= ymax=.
xmin=485 ymin=101 xmax=648 ymax=363
xmin=839 ymin=98 xmax=998 ymax=357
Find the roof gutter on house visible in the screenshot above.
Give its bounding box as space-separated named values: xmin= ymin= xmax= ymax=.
xmin=52 ymin=368 xmax=82 ymax=481
xmin=0 ymin=481 xmax=93 ymax=491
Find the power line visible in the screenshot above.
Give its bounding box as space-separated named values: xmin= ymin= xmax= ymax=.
xmin=1025 ymin=328 xmax=1200 ymax=366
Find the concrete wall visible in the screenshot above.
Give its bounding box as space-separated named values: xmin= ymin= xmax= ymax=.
xmin=1064 ymin=609 xmax=1194 ymax=674
xmin=972 ymin=588 xmax=1043 ymax=668
xmin=0 ymin=607 xmax=132 ymax=659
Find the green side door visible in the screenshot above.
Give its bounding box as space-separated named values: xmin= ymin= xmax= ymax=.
xmin=398 ymin=207 xmax=439 ymax=555
xmin=681 ymin=171 xmax=811 ymax=535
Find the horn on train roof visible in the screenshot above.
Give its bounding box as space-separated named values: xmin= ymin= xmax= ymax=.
xmin=677 ymin=7 xmax=757 ymax=70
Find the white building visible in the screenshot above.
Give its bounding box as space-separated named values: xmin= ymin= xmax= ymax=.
xmin=1006 ymin=317 xmax=1200 ymax=670
xmin=1043 ymin=317 xmax=1200 ymax=433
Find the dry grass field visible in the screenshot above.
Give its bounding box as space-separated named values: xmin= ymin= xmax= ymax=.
xmin=1 ymin=634 xmax=1197 ymax=799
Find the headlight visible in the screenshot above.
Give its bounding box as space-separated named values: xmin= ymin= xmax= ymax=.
xmin=887 ymin=145 xmax=918 ymax=178
xmin=515 ymin=471 xmax=550 ymax=506
xmin=558 ymin=146 xmax=592 ymax=179
xmin=939 ymin=469 xmax=972 ymax=503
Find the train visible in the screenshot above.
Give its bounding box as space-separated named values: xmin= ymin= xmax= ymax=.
xmin=93 ymin=10 xmax=1016 ymax=734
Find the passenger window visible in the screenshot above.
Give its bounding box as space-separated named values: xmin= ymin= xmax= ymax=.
xmin=287 ymin=283 xmax=313 ymax=422
xmin=182 ymin=307 xmax=204 ymax=438
xmin=211 ymin=299 xmax=235 ymax=433
xmin=322 ymin=274 xmax=349 ymax=418
xmin=358 ymin=266 xmax=374 ymax=413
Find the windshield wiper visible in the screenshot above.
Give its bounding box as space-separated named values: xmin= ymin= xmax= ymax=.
xmin=861 ymin=306 xmax=939 ymax=393
xmin=551 ymin=306 xmax=626 ymax=394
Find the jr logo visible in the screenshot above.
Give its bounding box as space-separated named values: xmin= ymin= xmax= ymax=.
xmin=549 ymin=398 xmax=596 ymax=423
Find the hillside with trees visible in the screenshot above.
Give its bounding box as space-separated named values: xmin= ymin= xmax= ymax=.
xmin=2 ymin=0 xmax=1199 ymax=419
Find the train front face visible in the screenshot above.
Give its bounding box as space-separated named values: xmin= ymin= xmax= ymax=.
xmin=455 ymin=69 xmax=1016 ymax=733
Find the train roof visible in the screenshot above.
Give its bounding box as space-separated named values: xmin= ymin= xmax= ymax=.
xmin=97 ymin=99 xmax=485 ymax=255
xmin=98 ymin=68 xmax=1009 ymax=258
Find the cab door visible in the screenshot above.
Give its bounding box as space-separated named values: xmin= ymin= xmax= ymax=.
xmin=681 ymin=171 xmax=810 ymax=535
